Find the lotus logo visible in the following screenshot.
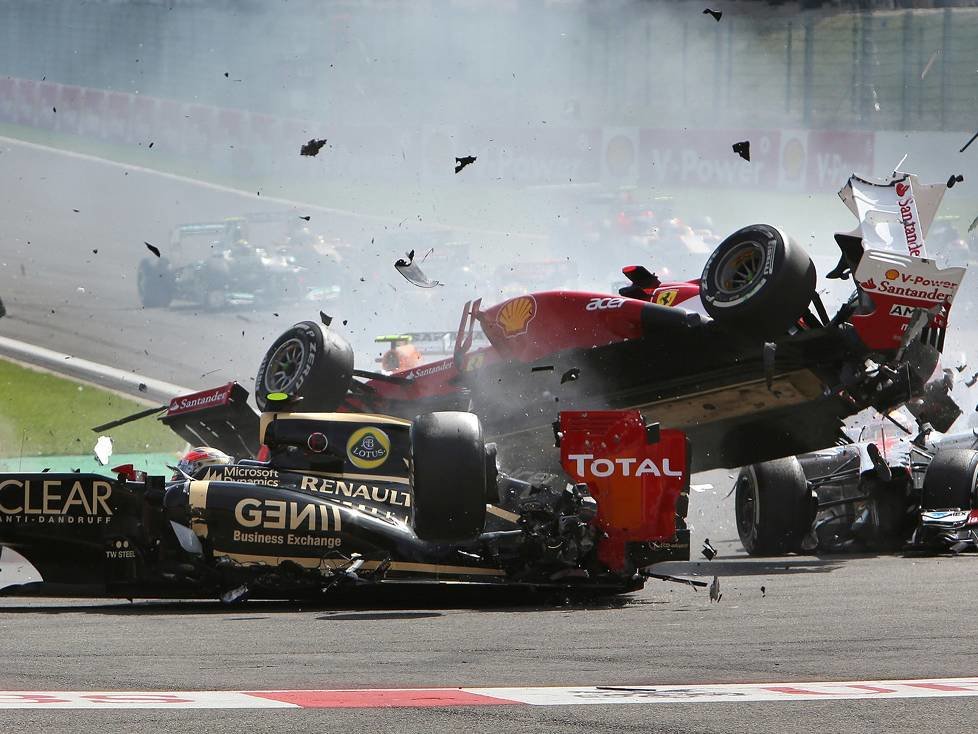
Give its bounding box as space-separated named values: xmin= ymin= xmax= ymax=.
xmin=895 ymin=182 xmax=909 ymax=197
xmin=885 ymin=269 xmax=900 ymax=281
xmin=496 ymin=295 xmax=537 ymax=337
xmin=346 ymin=426 xmax=391 ymax=469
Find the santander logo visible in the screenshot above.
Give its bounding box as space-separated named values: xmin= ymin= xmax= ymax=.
xmin=895 ymin=182 xmax=909 ymax=197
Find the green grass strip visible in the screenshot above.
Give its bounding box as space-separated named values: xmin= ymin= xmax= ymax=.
xmin=0 ymin=358 xmax=184 ymax=459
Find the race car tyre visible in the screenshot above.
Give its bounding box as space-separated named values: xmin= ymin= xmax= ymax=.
xmin=921 ymin=449 xmax=978 ymax=510
xmin=736 ymin=456 xmax=814 ymax=555
xmin=411 ymin=411 xmax=487 ymax=543
xmin=202 ymin=259 xmax=230 ymax=311
xmin=255 ymin=321 xmax=354 ymax=412
xmin=137 ymin=257 xmax=174 ymax=308
xmin=700 ymin=224 xmax=816 ymax=340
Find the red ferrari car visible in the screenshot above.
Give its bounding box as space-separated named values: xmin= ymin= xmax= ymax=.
xmin=256 ymin=275 xmax=958 ymax=480
xmin=250 ymin=174 xmax=965 ymax=475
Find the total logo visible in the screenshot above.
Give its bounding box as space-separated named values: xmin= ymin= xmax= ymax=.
xmin=568 ymin=453 xmax=684 ymax=478
xmin=347 ymin=427 xmax=390 ymax=469
xmin=585 ymin=297 xmax=625 ymax=311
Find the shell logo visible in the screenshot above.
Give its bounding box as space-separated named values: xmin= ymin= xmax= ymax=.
xmin=496 ymin=295 xmax=537 ymax=337
xmin=885 ymin=268 xmax=900 ymax=281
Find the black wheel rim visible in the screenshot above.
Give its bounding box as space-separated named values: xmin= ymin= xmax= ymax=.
xmin=714 ymin=241 xmax=766 ymax=296
xmin=264 ymin=337 xmax=306 ymax=393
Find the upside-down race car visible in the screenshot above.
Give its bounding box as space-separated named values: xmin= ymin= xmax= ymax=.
xmin=253 ymin=172 xmax=968 ymax=474
xmin=0 ymin=394 xmax=692 ymax=600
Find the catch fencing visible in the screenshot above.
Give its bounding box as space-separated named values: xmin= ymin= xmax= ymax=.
xmin=0 ymin=2 xmax=976 ymax=133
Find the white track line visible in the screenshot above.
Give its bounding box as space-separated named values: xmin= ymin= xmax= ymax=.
xmin=0 ymin=334 xmax=191 ymax=403
xmin=0 ymin=134 xmax=545 ymax=239
xmin=2 ymin=678 xmax=978 ymax=708
xmin=0 ymin=134 xmax=396 ymax=225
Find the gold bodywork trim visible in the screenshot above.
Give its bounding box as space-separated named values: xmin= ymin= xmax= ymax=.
xmin=212 ymin=551 xmax=505 ymax=577
xmin=209 ymin=468 xmax=410 ymax=486
xmin=309 ymin=470 xmax=410 ymax=485
xmin=259 ymin=411 xmax=411 ymax=445
xmin=630 ymin=369 xmax=823 ymax=428
xmin=188 ymin=480 xmax=210 ymax=539
xmin=389 ymin=562 xmax=504 ymax=577
xmin=486 ymin=505 xmax=520 ymax=523
xmin=502 ymin=369 xmax=825 ymax=439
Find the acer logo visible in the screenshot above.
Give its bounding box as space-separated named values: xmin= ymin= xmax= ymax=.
xmin=568 ymin=453 xmax=683 ymax=478
xmin=585 ymin=297 xmax=625 ymax=311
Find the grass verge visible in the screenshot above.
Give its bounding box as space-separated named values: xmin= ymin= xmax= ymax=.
xmin=0 ymin=357 xmax=183 ymax=459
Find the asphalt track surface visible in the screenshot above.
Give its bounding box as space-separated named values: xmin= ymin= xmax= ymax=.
xmin=1 ymin=137 xmax=977 ymax=733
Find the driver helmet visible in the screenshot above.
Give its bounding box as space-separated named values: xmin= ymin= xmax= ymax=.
xmin=172 ymin=446 xmax=232 ymax=480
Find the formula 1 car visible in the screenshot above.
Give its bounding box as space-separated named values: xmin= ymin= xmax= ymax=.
xmin=733 ymin=423 xmax=978 ymax=555
xmin=137 ymin=213 xmax=346 ymax=310
xmin=0 ymin=389 xmax=691 ymax=600
xmin=253 ymin=172 xmax=968 ymax=474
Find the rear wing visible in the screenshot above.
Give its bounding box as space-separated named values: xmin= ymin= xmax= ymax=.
xmin=160 ymin=382 xmax=260 ymax=458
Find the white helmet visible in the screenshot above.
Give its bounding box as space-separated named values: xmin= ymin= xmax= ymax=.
xmin=172 ymin=446 xmax=232 ymax=480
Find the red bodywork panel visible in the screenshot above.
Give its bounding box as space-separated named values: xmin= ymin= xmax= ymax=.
xmin=478 ymin=285 xmax=699 ymax=362
xmin=364 ymin=282 xmax=700 ymax=403
xmin=649 ymin=281 xmax=701 ymax=308
xmin=559 ymin=410 xmax=689 ymax=572
xmin=480 ymin=291 xmax=646 ymax=362
xmin=850 ymin=251 xmax=965 ymax=352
